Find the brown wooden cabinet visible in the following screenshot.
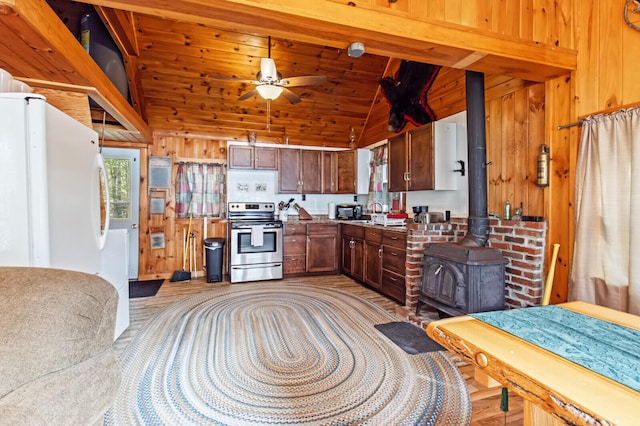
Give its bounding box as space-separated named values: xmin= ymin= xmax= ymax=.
xmin=228 ymin=145 xmax=278 ymax=170
xmin=363 ymin=228 xmax=382 ymax=290
xmin=278 ymin=149 xmax=323 ymax=194
xmin=307 ymin=223 xmax=338 ymax=272
xmin=340 ymin=224 xmax=364 ymax=281
xmin=278 ymin=149 xmax=301 ymax=193
xmin=322 ymin=150 xmax=356 ymax=194
xmin=283 ymin=223 xmax=306 ymax=275
xmin=381 ymin=230 xmax=407 ymax=304
xmin=283 ymin=222 xmax=338 ymax=275
xmin=387 ymin=122 xmax=457 ymax=192
xmin=339 ymin=224 xmax=407 ymax=304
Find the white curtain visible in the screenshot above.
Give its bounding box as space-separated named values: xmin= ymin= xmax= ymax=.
xmin=570 ymin=107 xmax=640 ymax=314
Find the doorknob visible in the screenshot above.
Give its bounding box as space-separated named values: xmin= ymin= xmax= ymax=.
xmin=131 ymin=224 xmax=138 ymax=229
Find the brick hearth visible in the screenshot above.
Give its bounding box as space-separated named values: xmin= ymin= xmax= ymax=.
xmin=397 ymin=218 xmax=548 ymax=327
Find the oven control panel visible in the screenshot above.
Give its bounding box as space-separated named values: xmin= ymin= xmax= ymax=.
xmin=228 ymin=202 xmax=275 ymax=213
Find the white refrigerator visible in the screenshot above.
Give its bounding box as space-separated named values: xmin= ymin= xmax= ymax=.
xmin=0 ymin=92 xmax=130 ymax=340
xmin=0 ymin=92 xmax=109 ymax=274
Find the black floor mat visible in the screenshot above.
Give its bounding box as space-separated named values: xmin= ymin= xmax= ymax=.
xmin=129 ymin=279 xmax=165 ymax=298
xmin=374 ymin=321 xmax=445 ymax=354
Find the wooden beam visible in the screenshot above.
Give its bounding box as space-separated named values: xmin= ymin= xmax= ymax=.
xmin=2 ymin=0 xmax=152 ymax=142
xmin=78 ymin=0 xmax=576 ymax=82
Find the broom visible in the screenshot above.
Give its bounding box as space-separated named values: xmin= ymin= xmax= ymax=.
xmin=170 ymin=208 xmax=193 ymax=282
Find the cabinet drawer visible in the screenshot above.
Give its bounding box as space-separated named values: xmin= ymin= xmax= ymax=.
xmin=382 ymin=269 xmax=406 ymax=304
xmin=364 ymin=228 xmax=382 ymax=243
xmin=382 ymin=230 xmax=407 ymax=249
xmin=308 ymin=223 xmax=338 ymax=235
xmin=382 ymin=246 xmax=406 ymax=274
xmin=341 ymin=223 xmax=364 ymax=239
xmin=284 ymin=255 xmax=306 ymax=274
xmin=284 ymin=235 xmax=306 ymax=255
xmin=284 ymin=223 xmax=306 ymax=236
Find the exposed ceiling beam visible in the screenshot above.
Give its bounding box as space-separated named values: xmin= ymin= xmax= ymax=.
xmin=78 ymin=0 xmax=576 ymax=82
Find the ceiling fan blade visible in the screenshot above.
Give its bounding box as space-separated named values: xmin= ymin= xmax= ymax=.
xmin=260 ymin=58 xmax=278 ymax=82
xmin=280 ymin=75 xmax=327 ymax=87
xmin=238 ymin=89 xmax=259 ymax=101
xmin=281 ymin=88 xmax=302 ymax=104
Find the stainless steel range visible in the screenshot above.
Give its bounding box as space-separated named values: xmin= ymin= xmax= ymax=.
xmin=228 ymin=202 xmax=283 ymax=283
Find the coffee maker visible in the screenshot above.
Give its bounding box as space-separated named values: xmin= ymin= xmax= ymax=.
xmin=412 ymin=206 xmax=428 ymax=223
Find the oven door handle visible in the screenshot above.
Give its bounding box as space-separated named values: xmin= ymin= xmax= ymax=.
xmin=231 ymin=263 xmax=282 ymax=269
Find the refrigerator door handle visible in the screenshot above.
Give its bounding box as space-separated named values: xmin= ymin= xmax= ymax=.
xmin=96 ymin=153 xmax=110 ymax=250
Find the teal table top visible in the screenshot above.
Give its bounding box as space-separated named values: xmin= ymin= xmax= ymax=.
xmin=471 ymin=305 xmax=640 ymax=393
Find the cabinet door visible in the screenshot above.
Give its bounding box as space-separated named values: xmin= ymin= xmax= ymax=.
xmin=321 ymin=151 xmax=334 ymax=193
xmin=364 ymin=241 xmax=382 ymax=289
xmin=307 ymin=234 xmax=338 ymax=272
xmin=301 ymin=150 xmax=322 ymax=194
xmin=351 ymin=238 xmax=365 ymax=281
xmin=387 ymin=134 xmax=407 ymax=192
xmin=341 ymin=235 xmax=354 ymax=276
xmin=228 ymin=145 xmax=254 ymax=169
xmin=407 ymin=124 xmax=435 ymax=191
xmin=255 ymin=147 xmax=278 ymax=170
xmin=278 ymin=149 xmax=301 ymax=193
xmin=334 ymin=150 xmax=356 ymax=194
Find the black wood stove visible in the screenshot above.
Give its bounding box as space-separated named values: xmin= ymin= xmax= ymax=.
xmin=416 ymin=71 xmax=506 ymax=317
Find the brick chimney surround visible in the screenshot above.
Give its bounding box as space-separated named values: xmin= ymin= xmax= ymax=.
xmin=398 ymin=218 xmax=548 ymax=325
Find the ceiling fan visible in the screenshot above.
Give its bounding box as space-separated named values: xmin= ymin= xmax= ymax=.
xmin=211 ymin=36 xmax=327 ymax=105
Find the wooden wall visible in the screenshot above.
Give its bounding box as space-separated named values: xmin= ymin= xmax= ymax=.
xmin=107 ymin=136 xmax=228 ymax=281
xmin=542 ymin=0 xmax=640 ymax=304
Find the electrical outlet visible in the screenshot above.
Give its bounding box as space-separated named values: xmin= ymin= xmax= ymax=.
xmin=255 ymin=183 xmax=267 ymax=192
xmin=237 ymin=183 xmax=249 ymax=192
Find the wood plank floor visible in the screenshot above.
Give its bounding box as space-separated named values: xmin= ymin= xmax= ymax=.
xmin=115 ymin=275 xmax=523 ymax=425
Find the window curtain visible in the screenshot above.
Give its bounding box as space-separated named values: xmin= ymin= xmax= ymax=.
xmin=570 ymin=107 xmax=640 ymax=314
xmin=175 ymin=163 xmax=226 ymax=219
xmin=367 ymin=145 xmax=388 ymax=212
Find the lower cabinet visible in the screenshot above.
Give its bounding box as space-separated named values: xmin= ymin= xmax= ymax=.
xmin=284 ymin=223 xmax=338 ymax=275
xmin=283 ymin=224 xmax=306 ymax=275
xmin=307 ymin=224 xmax=338 ymax=272
xmin=341 ymin=224 xmax=406 ymax=304
xmin=341 ymin=224 xmax=364 ymax=281
xmin=363 ymin=228 xmax=382 ymax=290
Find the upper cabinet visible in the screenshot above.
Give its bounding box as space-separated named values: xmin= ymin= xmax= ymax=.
xmin=278 ymin=149 xmax=323 ymax=194
xmin=388 ymin=122 xmax=457 ymax=192
xmin=228 ymin=145 xmax=278 ymax=170
xmin=323 ymin=149 xmax=370 ymax=195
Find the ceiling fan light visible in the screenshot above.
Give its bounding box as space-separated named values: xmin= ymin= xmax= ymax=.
xmin=256 ymin=85 xmax=283 ymax=100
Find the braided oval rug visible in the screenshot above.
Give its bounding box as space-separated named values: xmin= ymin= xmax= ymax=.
xmin=105 ymin=283 xmax=471 ymax=425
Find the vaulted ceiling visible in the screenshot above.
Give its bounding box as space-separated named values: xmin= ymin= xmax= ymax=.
xmin=1 ymin=0 xmax=576 ymax=148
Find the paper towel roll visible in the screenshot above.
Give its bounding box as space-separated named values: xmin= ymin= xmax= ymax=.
xmin=328 ymin=202 xmax=336 ymax=219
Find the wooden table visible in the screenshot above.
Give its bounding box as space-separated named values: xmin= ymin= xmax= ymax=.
xmin=427 ymin=302 xmax=640 ymax=425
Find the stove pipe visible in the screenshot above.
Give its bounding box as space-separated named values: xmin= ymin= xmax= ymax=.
xmin=460 ymin=71 xmax=490 ymax=247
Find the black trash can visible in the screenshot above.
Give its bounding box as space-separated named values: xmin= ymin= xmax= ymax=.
xmin=204 ymin=238 xmax=225 ymax=283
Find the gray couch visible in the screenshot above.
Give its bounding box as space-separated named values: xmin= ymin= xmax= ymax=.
xmin=0 ymin=267 xmax=121 ymax=425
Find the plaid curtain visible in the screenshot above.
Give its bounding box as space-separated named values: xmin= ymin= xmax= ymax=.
xmin=367 ymin=145 xmax=388 ymax=212
xmin=175 ymin=163 xmax=226 ymax=219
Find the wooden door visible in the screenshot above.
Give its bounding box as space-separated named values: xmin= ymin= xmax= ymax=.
xmin=351 ymin=238 xmax=365 ymax=281
xmin=408 ymin=124 xmax=435 ymax=191
xmin=301 ymin=150 xmax=322 ymax=194
xmin=387 ymin=134 xmax=407 ymax=192
xmin=335 ymin=150 xmax=356 ymax=194
xmin=228 ymin=145 xmax=253 ymax=169
xmin=307 ymin=234 xmax=338 ymax=272
xmin=278 ymin=149 xmax=301 ymax=193
xmin=254 ymin=147 xmax=278 ymax=170
xmin=341 ymin=235 xmax=354 ymax=277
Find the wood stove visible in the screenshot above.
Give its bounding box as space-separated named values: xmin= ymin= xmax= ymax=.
xmin=416 ymin=71 xmax=506 ymax=317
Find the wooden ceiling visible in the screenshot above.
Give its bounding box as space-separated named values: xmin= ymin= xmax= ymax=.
xmin=2 ymin=0 xmax=576 ymax=148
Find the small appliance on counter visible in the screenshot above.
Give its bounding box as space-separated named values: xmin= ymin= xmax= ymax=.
xmin=415 ymin=211 xmax=446 ymax=224
xmin=412 ymin=206 xmax=429 ymax=223
xmin=370 ymin=212 xmax=408 ymax=227
xmin=336 ymin=204 xmax=363 ymax=220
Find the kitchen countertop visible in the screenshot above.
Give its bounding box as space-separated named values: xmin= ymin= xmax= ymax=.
xmin=279 ymin=215 xmax=437 ymax=233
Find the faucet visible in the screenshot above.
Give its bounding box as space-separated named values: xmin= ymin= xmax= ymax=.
xmin=371 ymin=201 xmax=383 ymax=213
